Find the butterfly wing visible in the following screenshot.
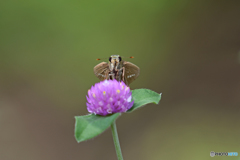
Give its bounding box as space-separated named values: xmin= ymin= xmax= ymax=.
xmin=123 ymin=61 xmax=140 ymax=85
xmin=94 ymin=62 xmax=109 ymax=81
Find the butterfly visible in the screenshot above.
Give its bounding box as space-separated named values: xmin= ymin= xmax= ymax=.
xmin=94 ymin=55 xmax=140 ymax=86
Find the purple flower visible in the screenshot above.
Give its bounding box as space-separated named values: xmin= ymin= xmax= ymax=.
xmin=86 ymin=79 xmax=134 ymax=116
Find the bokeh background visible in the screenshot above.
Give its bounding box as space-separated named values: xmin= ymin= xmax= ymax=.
xmin=1 ymin=0 xmax=240 ymax=160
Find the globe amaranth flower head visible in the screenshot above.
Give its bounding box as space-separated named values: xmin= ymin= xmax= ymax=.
xmin=86 ymin=79 xmax=134 ymax=116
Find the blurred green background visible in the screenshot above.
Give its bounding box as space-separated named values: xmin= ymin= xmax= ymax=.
xmin=1 ymin=0 xmax=240 ymax=160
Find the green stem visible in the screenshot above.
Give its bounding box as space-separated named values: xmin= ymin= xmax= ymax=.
xmin=111 ymin=121 xmax=124 ymax=160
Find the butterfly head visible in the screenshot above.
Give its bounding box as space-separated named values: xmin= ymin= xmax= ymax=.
xmin=109 ymin=55 xmax=122 ymax=68
xmin=109 ymin=55 xmax=122 ymax=63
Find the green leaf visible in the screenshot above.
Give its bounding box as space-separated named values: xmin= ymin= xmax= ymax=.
xmin=74 ymin=113 xmax=120 ymax=143
xmin=127 ymin=89 xmax=162 ymax=112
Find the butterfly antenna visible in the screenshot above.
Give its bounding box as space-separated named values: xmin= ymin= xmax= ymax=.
xmin=96 ymin=57 xmax=108 ymax=61
xmin=122 ymin=56 xmax=134 ymax=59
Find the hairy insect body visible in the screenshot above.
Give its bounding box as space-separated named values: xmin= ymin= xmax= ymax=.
xmin=108 ymin=58 xmax=123 ymax=81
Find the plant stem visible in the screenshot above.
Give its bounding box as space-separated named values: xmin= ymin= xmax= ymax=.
xmin=111 ymin=121 xmax=124 ymax=160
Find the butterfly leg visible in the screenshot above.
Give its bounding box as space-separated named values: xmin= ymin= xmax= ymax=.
xmin=105 ymin=71 xmax=110 ymax=80
xmin=108 ymin=71 xmax=115 ymax=80
xmin=121 ymin=67 xmax=125 ymax=82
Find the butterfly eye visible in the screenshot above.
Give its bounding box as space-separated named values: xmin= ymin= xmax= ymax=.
xmin=119 ymin=57 xmax=122 ymax=62
xmin=109 ymin=57 xmax=112 ymax=62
